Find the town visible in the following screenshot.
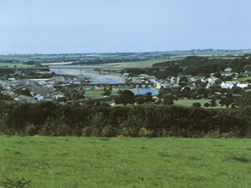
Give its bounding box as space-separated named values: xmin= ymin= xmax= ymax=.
xmin=1 ymin=54 xmax=251 ymax=108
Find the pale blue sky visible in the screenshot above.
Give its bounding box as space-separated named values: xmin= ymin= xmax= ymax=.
xmin=0 ymin=0 xmax=251 ymax=54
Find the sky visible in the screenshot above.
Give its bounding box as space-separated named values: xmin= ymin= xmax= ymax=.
xmin=0 ymin=0 xmax=251 ymax=54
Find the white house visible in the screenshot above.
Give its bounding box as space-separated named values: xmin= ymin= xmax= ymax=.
xmin=221 ymin=81 xmax=236 ymax=89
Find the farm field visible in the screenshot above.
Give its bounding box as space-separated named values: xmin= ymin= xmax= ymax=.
xmin=0 ymin=63 xmax=35 ymax=68
xmin=105 ymin=59 xmax=172 ymax=68
xmin=0 ymin=137 xmax=251 ymax=187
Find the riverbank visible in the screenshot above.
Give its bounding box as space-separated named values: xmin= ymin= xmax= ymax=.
xmin=50 ymin=67 xmax=126 ymax=84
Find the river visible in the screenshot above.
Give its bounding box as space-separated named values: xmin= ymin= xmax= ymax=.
xmin=50 ymin=66 xmax=125 ymax=84
xmin=50 ymin=66 xmax=158 ymax=96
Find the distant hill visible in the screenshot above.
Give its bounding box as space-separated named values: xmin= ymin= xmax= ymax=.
xmin=0 ymin=49 xmax=250 ymax=65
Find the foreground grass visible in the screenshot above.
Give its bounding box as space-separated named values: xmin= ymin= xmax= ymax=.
xmin=0 ymin=137 xmax=251 ymax=187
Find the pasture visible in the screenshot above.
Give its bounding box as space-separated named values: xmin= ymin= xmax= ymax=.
xmin=0 ymin=137 xmax=250 ymax=187
xmin=174 ymin=99 xmax=223 ymax=108
xmin=84 ymin=89 xmax=104 ymax=99
xmin=106 ymin=59 xmax=170 ymax=68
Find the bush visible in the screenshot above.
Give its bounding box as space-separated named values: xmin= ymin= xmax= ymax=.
xmin=138 ymin=127 xmax=153 ymax=137
xmin=82 ymin=127 xmax=93 ymax=137
xmin=204 ymin=103 xmax=210 ymax=107
xmin=1 ymin=177 xmax=31 ymax=188
xmin=24 ymin=124 xmax=38 ymax=136
xmin=101 ymin=125 xmax=116 ymax=137
xmin=192 ymin=102 xmax=201 ymax=107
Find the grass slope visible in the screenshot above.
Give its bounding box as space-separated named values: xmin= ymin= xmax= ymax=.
xmin=0 ymin=137 xmax=251 ymax=187
xmin=106 ymin=59 xmax=171 ymax=68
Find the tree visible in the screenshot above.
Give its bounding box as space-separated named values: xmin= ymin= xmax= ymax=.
xmin=193 ymin=102 xmax=201 ymax=108
xmin=210 ymin=98 xmax=217 ymax=107
xmin=145 ymin=92 xmax=153 ymax=103
xmin=135 ymin=95 xmax=146 ymax=104
xmin=214 ymin=71 xmax=222 ymax=78
xmin=179 ymin=76 xmax=188 ymax=87
xmin=204 ymin=103 xmax=210 ymax=107
xmin=134 ymin=92 xmax=153 ymax=104
xmin=162 ymin=93 xmax=176 ymax=105
xmin=115 ymin=90 xmax=135 ymax=106
xmin=238 ymin=91 xmax=251 ymax=107
xmin=103 ymin=88 xmax=111 ymax=96
xmin=219 ymin=95 xmax=234 ymax=108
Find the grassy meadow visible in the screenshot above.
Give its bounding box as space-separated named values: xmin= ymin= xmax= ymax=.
xmin=84 ymin=89 xmax=104 ymax=99
xmin=174 ymin=99 xmax=224 ymax=108
xmin=0 ymin=137 xmax=251 ymax=187
xmin=106 ymin=59 xmax=170 ymax=68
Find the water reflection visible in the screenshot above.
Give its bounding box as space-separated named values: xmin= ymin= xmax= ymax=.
xmin=51 ymin=68 xmax=125 ymax=84
xmin=130 ymin=88 xmax=158 ymax=96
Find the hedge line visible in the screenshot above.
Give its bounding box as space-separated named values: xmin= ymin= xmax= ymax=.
xmin=0 ymin=102 xmax=250 ymax=137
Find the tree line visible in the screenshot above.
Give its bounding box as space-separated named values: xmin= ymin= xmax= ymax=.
xmin=125 ymin=55 xmax=251 ymax=79
xmin=0 ymin=101 xmax=250 ymax=138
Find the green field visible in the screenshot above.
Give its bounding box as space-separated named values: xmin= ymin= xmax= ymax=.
xmin=106 ymin=59 xmax=172 ymax=68
xmin=0 ymin=63 xmax=34 ymax=68
xmin=174 ymin=99 xmax=223 ymax=108
xmin=105 ymin=57 xmax=187 ymax=69
xmin=237 ymin=76 xmax=251 ymax=82
xmin=0 ymin=137 xmax=250 ymax=187
xmin=84 ymin=89 xmax=104 ymax=99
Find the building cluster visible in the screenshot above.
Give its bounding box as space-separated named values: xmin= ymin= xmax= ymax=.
xmin=0 ymin=66 xmax=251 ymax=104
xmin=0 ymin=76 xmax=89 ymax=103
xmin=153 ymin=67 xmax=251 ymax=90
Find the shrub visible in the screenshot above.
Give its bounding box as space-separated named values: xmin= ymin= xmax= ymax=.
xmin=101 ymin=125 xmax=116 ymax=137
xmin=118 ymin=127 xmax=130 ymax=137
xmin=24 ymin=124 xmax=38 ymax=136
xmin=82 ymin=127 xmax=93 ymax=137
xmin=1 ymin=177 xmax=31 ymax=188
xmin=204 ymin=103 xmax=210 ymax=107
xmin=192 ymin=102 xmax=201 ymax=108
xmin=138 ymin=127 xmax=153 ymax=137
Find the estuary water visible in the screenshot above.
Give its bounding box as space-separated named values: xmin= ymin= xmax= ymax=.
xmin=50 ymin=66 xmax=158 ymax=96
xmin=50 ymin=67 xmax=125 ymax=84
xmin=130 ymin=88 xmax=158 ymax=96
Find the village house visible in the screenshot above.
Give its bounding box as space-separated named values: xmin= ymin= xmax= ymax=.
xmin=1 ymin=90 xmax=15 ymax=97
xmin=221 ymin=67 xmax=238 ymax=77
xmin=221 ymin=81 xmax=237 ymax=89
xmin=14 ymin=95 xmax=36 ymax=103
xmin=206 ymin=76 xmax=221 ymax=88
xmin=155 ymin=79 xmax=179 ymax=89
xmin=30 ymin=79 xmax=48 ymax=86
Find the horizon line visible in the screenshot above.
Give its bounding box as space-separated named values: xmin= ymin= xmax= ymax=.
xmin=1 ymin=48 xmax=251 ymax=56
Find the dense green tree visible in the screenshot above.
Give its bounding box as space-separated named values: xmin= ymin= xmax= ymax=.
xmin=238 ymin=91 xmax=251 ymax=107
xmin=162 ymin=93 xmax=175 ymax=105
xmin=192 ymin=102 xmax=201 ymax=108
xmin=115 ymin=90 xmax=135 ymax=106
xmin=219 ymin=95 xmax=234 ymax=108
xmin=210 ymin=98 xmax=217 ymax=107
xmin=103 ymin=88 xmax=111 ymax=96
xmin=204 ymin=103 xmax=210 ymax=107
